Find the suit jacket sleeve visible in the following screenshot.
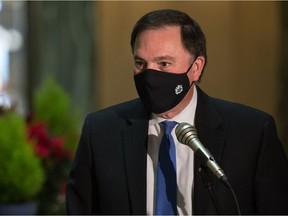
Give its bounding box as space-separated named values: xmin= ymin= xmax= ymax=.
xmin=254 ymin=115 xmax=288 ymax=214
xmin=66 ymin=116 xmax=98 ymax=214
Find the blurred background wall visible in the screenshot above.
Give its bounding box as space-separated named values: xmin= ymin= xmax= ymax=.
xmin=1 ymin=1 xmax=287 ymax=151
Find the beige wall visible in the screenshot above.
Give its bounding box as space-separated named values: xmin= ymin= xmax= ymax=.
xmin=94 ymin=1 xmax=281 ymax=126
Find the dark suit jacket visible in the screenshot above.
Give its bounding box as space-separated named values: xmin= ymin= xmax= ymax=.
xmin=66 ymin=86 xmax=288 ymax=215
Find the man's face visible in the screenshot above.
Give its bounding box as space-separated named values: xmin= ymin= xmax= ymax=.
xmin=133 ymin=25 xmax=204 ymax=118
xmin=133 ymin=25 xmax=193 ymax=76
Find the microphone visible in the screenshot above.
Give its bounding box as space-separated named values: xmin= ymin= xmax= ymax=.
xmin=175 ymin=122 xmax=230 ymax=187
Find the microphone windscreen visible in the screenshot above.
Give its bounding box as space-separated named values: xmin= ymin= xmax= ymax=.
xmin=175 ymin=122 xmax=197 ymax=145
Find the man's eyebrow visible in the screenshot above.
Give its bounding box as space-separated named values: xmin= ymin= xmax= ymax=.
xmin=133 ymin=55 xmax=176 ymax=62
xmin=133 ymin=55 xmax=145 ymax=61
xmin=153 ymin=55 xmax=176 ymax=62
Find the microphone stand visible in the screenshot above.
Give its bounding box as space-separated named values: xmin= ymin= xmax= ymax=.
xmin=198 ymin=166 xmax=241 ymax=215
xmin=198 ymin=166 xmax=222 ymax=214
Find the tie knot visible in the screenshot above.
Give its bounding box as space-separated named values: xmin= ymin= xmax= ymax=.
xmin=162 ymin=121 xmax=177 ymax=135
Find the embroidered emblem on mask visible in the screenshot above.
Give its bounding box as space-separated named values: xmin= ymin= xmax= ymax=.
xmin=175 ymin=85 xmax=183 ymax=95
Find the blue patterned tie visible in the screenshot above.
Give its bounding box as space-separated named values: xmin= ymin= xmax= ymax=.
xmin=155 ymin=121 xmax=177 ymax=215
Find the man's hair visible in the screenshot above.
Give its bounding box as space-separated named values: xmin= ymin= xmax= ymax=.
xmin=130 ymin=9 xmax=207 ymax=76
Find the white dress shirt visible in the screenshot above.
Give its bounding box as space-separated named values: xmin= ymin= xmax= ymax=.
xmin=146 ymin=85 xmax=198 ymax=215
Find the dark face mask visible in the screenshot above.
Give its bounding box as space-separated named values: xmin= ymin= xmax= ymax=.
xmin=134 ymin=63 xmax=194 ymax=114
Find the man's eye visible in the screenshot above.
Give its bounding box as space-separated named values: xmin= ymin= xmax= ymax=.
xmin=159 ymin=62 xmax=171 ymax=68
xmin=134 ymin=61 xmax=145 ymax=70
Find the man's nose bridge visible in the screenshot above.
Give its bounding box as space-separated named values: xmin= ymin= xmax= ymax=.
xmin=146 ymin=62 xmax=158 ymax=70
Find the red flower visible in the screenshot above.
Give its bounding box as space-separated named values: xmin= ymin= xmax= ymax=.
xmin=50 ymin=137 xmax=68 ymax=159
xmin=27 ymin=122 xmax=49 ymax=143
xmin=36 ymin=143 xmax=50 ymax=158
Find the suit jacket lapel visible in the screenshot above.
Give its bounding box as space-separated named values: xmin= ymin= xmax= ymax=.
xmin=121 ymin=103 xmax=149 ymax=214
xmin=193 ymin=86 xmax=225 ymax=214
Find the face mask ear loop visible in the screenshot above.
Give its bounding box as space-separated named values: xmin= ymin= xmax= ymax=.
xmin=185 ymin=56 xmax=198 ymax=74
xmin=185 ymin=62 xmax=194 ymax=74
xmin=186 ymin=57 xmax=197 ymax=88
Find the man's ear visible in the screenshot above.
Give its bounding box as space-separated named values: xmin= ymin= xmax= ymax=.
xmin=190 ymin=56 xmax=205 ymax=82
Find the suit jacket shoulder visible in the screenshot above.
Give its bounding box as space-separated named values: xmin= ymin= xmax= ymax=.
xmin=87 ymin=98 xmax=148 ymax=123
xmin=67 ymin=98 xmax=149 ymax=215
xmin=196 ymin=86 xmax=272 ymax=126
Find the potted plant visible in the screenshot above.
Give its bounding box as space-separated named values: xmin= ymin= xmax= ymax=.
xmin=27 ymin=77 xmax=80 ymax=214
xmin=0 ymin=110 xmax=45 ymax=214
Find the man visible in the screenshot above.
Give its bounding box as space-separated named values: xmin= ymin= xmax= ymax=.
xmin=66 ymin=9 xmax=288 ymax=215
